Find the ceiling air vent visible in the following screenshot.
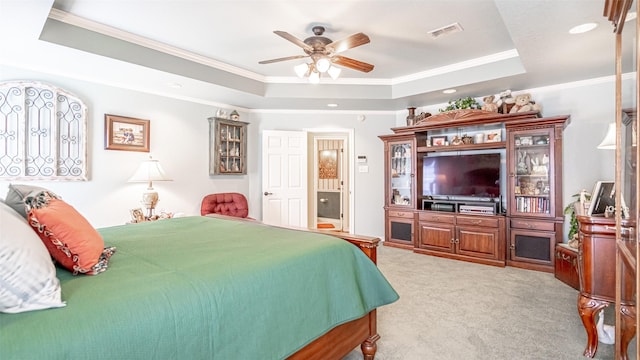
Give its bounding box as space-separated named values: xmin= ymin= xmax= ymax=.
xmin=428 ymin=22 xmax=464 ymax=39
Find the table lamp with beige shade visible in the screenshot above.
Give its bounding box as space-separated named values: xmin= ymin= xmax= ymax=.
xmin=128 ymin=156 xmax=172 ymax=218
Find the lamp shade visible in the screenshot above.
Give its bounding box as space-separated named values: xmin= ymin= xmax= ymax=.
xmin=308 ymin=71 xmax=320 ymax=84
xmin=294 ymin=63 xmax=309 ymax=78
xmin=315 ymin=57 xmax=331 ymax=73
xmin=597 ymin=123 xmax=616 ymax=150
xmin=129 ymin=158 xmax=171 ymax=184
xmin=327 ymin=66 xmax=341 ymax=80
xmin=129 ymin=157 xmax=171 ymax=218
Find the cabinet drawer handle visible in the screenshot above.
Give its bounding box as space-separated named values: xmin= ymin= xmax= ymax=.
xmin=604 ymin=225 xmax=632 ymax=234
xmin=556 ymin=252 xmax=571 ymax=261
xmin=471 ymin=220 xmax=482 ymax=225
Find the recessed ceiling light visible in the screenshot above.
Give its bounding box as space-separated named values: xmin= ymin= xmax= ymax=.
xmin=167 ymin=82 xmax=182 ymax=88
xmin=327 ymin=103 xmax=338 ymax=107
xmin=569 ymin=22 xmax=598 ymax=34
xmin=443 ymin=89 xmax=457 ymax=94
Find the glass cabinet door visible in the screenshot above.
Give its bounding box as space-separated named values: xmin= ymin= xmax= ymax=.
xmin=509 ymin=128 xmax=554 ymax=217
xmin=209 ymin=117 xmax=248 ymax=175
xmin=389 ymin=140 xmax=414 ymax=207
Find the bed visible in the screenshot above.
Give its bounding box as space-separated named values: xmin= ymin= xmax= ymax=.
xmin=0 ymin=215 xmax=398 ymax=360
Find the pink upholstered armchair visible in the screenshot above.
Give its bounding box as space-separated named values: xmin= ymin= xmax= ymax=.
xmin=200 ymin=193 xmax=250 ymax=218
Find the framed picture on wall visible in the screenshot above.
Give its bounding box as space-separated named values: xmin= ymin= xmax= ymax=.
xmin=318 ymin=149 xmax=338 ymax=179
xmin=104 ymin=114 xmax=150 ymax=152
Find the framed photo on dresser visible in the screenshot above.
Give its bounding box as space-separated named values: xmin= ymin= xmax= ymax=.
xmin=587 ymin=181 xmax=615 ymax=216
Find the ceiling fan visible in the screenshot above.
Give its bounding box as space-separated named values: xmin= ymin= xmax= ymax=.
xmin=258 ymin=26 xmax=374 ymax=78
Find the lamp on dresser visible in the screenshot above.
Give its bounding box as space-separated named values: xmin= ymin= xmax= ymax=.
xmin=129 ymin=156 xmax=172 ymax=218
xmin=597 ymin=123 xmax=616 ymax=150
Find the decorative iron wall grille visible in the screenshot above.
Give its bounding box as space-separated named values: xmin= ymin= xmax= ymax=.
xmin=0 ymin=81 xmax=87 ymax=180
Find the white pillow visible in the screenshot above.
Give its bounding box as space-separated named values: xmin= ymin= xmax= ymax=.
xmin=0 ymin=201 xmax=66 ymax=313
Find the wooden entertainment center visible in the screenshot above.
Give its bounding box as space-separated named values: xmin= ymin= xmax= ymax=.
xmin=380 ymin=109 xmax=570 ymax=272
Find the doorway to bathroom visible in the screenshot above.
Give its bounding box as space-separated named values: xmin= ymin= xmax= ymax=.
xmin=313 ymin=134 xmax=349 ymax=232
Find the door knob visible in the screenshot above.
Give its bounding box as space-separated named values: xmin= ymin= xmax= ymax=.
xmin=264 ymin=192 xmax=273 ymax=196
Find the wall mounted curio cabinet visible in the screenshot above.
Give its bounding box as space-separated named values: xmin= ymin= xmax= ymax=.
xmin=208 ymin=117 xmax=248 ymax=175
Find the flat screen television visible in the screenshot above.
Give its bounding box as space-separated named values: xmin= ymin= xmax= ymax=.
xmin=422 ymin=153 xmax=501 ymax=199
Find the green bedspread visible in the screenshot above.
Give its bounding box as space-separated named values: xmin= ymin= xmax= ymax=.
xmin=0 ymin=216 xmax=398 ymax=359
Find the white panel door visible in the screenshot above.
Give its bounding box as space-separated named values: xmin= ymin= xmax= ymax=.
xmin=262 ymin=130 xmax=308 ymax=227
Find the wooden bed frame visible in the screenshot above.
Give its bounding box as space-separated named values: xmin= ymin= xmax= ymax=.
xmin=205 ymin=214 xmax=382 ymax=360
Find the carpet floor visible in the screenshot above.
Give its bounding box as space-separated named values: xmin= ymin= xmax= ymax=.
xmin=343 ymin=245 xmax=636 ymax=360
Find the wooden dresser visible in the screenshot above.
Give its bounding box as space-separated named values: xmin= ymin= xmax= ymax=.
xmin=576 ymin=215 xmax=635 ymax=358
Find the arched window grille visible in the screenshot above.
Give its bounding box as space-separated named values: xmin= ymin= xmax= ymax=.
xmin=0 ymin=81 xmax=87 ymax=180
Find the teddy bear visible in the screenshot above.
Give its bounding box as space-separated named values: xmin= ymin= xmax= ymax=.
xmin=509 ymin=93 xmax=542 ymax=114
xmin=481 ymin=95 xmax=499 ymax=112
xmin=496 ymin=89 xmax=515 ymax=113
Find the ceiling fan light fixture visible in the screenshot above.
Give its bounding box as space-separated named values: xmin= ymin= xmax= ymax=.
xmin=626 ymin=12 xmax=637 ymax=22
xmin=309 ymin=70 xmax=321 ymax=84
xmin=260 ymin=27 xmax=373 ymax=81
xmin=327 ymin=66 xmax=341 ymax=80
xmin=294 ymin=63 xmax=309 ymax=78
xmin=315 ymin=57 xmax=331 ymax=73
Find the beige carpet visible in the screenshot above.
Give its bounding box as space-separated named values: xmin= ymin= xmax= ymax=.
xmin=343 ymin=245 xmax=636 ymax=360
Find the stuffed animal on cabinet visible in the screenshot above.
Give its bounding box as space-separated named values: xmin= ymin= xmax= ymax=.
xmin=496 ymin=89 xmax=515 ymax=113
xmin=509 ymin=93 xmax=542 ymax=114
xmin=481 ymin=95 xmax=499 ymax=112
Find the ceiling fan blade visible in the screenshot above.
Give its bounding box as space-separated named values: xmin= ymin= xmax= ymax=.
xmin=258 ymin=55 xmax=308 ymax=64
xmin=326 ymin=33 xmax=370 ymax=54
xmin=332 ymin=55 xmax=374 ymax=73
xmin=273 ymin=31 xmax=314 ymax=52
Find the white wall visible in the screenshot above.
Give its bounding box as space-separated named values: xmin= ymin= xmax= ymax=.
xmin=247 ymin=112 xmax=395 ymax=238
xmin=0 ymin=65 xmax=251 ymax=228
xmin=0 ymin=64 xmax=628 ymax=240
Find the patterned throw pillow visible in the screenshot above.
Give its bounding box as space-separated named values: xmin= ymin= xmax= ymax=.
xmin=0 ymin=201 xmax=66 ymax=313
xmin=26 ymin=191 xmax=116 ymax=275
xmin=4 ymin=183 xmax=48 ymax=218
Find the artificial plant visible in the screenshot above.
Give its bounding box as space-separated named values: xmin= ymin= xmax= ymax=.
xmin=564 ymin=191 xmax=591 ymax=242
xmin=439 ymin=96 xmax=481 ymax=112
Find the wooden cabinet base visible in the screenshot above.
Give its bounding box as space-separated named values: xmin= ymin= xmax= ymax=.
xmin=416 ymin=212 xmax=505 ymax=266
xmin=507 ymin=219 xmax=560 ymax=273
xmin=414 ymin=247 xmax=506 ymax=267
xmin=505 ymin=260 xmax=553 ymax=273
xmin=383 ymin=240 xmax=414 ymax=250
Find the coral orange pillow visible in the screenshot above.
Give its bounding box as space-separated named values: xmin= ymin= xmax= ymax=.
xmin=26 ymin=191 xmax=114 ymax=275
